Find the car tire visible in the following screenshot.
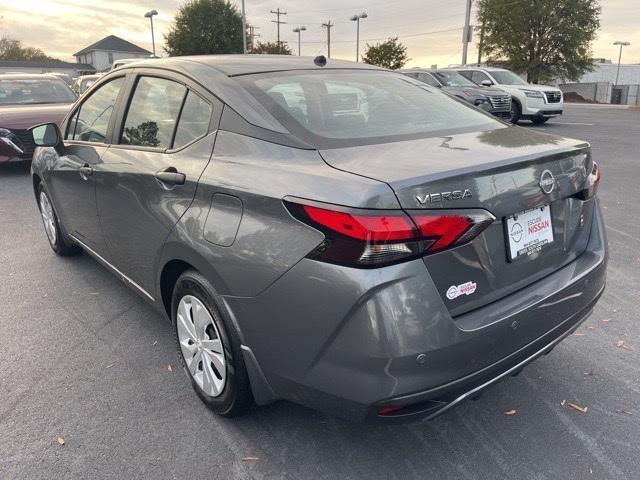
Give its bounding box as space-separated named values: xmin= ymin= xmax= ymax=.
xmin=172 ymin=270 xmax=253 ymax=417
xmin=509 ymin=101 xmax=521 ymax=124
xmin=531 ymin=117 xmax=550 ymax=125
xmin=37 ymin=184 xmax=80 ymax=256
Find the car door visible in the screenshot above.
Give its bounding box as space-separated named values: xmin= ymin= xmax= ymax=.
xmin=48 ymin=76 xmax=125 ymax=254
xmin=95 ymin=72 xmax=220 ymax=296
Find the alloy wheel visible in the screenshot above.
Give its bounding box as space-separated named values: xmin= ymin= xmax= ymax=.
xmin=39 ymin=191 xmax=57 ymax=247
xmin=177 ymin=295 xmax=226 ymax=397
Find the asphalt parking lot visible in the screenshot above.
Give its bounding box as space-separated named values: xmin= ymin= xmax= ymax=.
xmin=1 ymin=104 xmax=639 ymax=480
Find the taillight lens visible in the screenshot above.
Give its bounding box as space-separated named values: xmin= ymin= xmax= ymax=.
xmin=286 ymin=201 xmax=495 ymax=268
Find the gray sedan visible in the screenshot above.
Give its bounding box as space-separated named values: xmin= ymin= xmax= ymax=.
xmin=29 ymin=55 xmax=606 ymax=423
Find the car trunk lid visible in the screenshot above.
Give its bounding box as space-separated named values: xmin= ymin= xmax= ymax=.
xmin=319 ymin=127 xmax=594 ymax=316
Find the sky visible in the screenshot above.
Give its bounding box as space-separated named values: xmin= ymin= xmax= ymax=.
xmin=0 ymin=0 xmax=638 ymax=68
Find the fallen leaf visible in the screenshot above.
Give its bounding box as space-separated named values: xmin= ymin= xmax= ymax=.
xmin=582 ymin=371 xmax=593 ymax=376
xmin=601 ymin=318 xmax=611 ymax=323
xmin=619 ymin=409 xmax=633 ymax=416
xmin=166 ymin=364 xmax=172 ymax=372
xmin=153 ymin=341 xmax=158 ymax=346
xmin=567 ymin=402 xmax=588 ymax=414
xmin=587 ymin=326 xmax=595 ymax=330
xmin=503 ymin=409 xmax=516 ymax=416
xmin=242 ymin=456 xmax=259 ymax=461
xmin=616 ymin=340 xmax=634 ymax=351
xmin=56 ymin=435 xmax=65 ymax=445
xmin=561 ymin=399 xmax=566 ymax=406
xmin=573 ymin=333 xmax=586 ymax=336
xmin=106 ymin=364 xmax=115 ymax=369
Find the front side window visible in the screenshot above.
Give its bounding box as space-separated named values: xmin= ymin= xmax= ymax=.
xmin=417 ymin=73 xmax=440 ymax=87
xmin=488 ymin=70 xmax=528 ymax=85
xmin=121 ymin=76 xmax=186 ymax=149
xmin=471 ymin=71 xmax=492 ymax=85
xmin=433 ymin=71 xmax=477 ymax=87
xmin=69 ymin=77 xmax=124 ymax=143
xmin=238 ymin=70 xmax=502 ymax=148
xmin=173 ymin=92 xmax=212 ymax=149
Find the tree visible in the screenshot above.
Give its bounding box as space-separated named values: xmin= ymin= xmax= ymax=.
xmin=362 ymin=37 xmax=408 ymax=70
xmin=476 ymin=0 xmax=600 ymax=83
xmin=0 ymin=37 xmax=59 ymax=62
xmin=164 ymin=0 xmax=243 ymax=56
xmin=250 ymin=41 xmax=292 ymax=55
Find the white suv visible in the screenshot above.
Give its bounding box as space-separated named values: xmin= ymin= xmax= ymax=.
xmin=449 ymin=67 xmax=563 ymax=124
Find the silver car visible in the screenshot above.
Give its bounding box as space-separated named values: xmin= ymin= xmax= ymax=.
xmin=29 ymin=56 xmax=606 ymax=423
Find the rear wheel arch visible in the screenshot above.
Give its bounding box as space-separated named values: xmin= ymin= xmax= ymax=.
xmin=160 ymin=259 xmax=197 ymax=318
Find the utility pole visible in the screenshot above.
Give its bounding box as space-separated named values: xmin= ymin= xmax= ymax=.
xmin=322 ymin=20 xmax=333 ymax=58
xmin=270 ymin=8 xmax=287 ymax=47
xmin=461 ymin=0 xmax=472 ymax=65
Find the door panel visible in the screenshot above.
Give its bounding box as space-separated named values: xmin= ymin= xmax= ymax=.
xmin=48 ymin=76 xmax=125 ymax=253
xmin=96 ymin=134 xmax=217 ymax=293
xmin=49 ymin=144 xmax=108 ymax=251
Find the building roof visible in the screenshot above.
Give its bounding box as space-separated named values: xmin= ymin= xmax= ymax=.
xmin=0 ymin=60 xmax=95 ymax=71
xmin=123 ymin=54 xmax=383 ymax=77
xmin=74 ymin=35 xmax=151 ymax=56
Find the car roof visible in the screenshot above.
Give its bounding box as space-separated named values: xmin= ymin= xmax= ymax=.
xmin=0 ymin=73 xmax=65 ymax=80
xmin=448 ymin=66 xmax=508 ymax=72
xmin=119 ymin=55 xmax=384 ymax=77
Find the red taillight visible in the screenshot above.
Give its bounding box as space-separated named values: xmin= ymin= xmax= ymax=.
xmin=287 ymin=201 xmax=495 ymax=268
xmin=412 ymin=215 xmax=472 ymax=252
xmin=302 ymin=205 xmax=415 ymax=242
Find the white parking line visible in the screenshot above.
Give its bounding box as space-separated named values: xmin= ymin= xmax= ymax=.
xmin=552 ymin=122 xmax=594 ymax=126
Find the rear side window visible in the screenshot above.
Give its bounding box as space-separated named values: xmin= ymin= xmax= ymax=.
xmin=69 ymin=77 xmax=124 ymax=143
xmin=238 ymin=70 xmax=502 ymax=149
xmin=121 ymin=76 xmax=186 ymax=148
xmin=172 ymin=91 xmax=212 ymax=149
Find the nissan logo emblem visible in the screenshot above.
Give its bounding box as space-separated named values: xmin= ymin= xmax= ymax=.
xmin=539 ymin=169 xmax=555 ymax=194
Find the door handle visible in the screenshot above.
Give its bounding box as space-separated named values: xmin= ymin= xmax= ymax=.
xmin=155 ymin=167 xmax=186 ymax=187
xmin=79 ymin=164 xmax=93 ymax=180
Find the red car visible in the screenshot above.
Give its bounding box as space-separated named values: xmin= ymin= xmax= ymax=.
xmin=0 ymin=74 xmax=76 ymax=162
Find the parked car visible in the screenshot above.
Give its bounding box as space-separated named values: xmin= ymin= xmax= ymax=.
xmin=401 ymin=68 xmax=511 ymax=119
xmin=111 ymin=58 xmax=146 ymax=70
xmin=0 ymin=74 xmax=76 ymax=162
xmin=72 ymin=73 xmax=103 ymax=95
xmin=48 ymin=72 xmax=74 ymax=87
xmin=449 ymin=66 xmax=563 ymax=124
xmin=30 ymin=55 xmax=606 ymax=423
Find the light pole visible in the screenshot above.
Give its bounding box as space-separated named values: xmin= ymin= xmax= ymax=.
xmin=292 ymin=26 xmax=307 ymax=56
xmin=241 ymin=0 xmax=247 ymax=53
xmin=144 ymin=10 xmax=158 ymax=57
xmin=613 ymin=41 xmax=631 ymax=86
xmin=350 ymin=12 xmax=367 ymax=62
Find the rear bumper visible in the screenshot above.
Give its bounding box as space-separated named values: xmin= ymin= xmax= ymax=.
xmin=230 ymin=201 xmax=607 ymax=423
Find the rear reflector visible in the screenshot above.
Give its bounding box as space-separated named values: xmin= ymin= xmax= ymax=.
xmin=286 ymin=201 xmax=495 ymax=268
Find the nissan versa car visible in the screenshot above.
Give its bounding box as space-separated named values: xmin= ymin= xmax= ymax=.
xmin=30 ymin=56 xmax=606 ymax=423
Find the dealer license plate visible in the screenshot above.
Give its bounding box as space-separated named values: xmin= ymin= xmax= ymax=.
xmin=506 ymin=206 xmax=554 ymax=260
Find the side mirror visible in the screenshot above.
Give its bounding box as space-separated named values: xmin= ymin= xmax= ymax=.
xmin=0 ymin=135 xmax=24 ymax=160
xmin=480 ymin=79 xmax=493 ymax=87
xmin=30 ymin=123 xmax=65 ymax=156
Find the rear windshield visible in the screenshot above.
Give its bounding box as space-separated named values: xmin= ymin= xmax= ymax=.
xmin=0 ymin=78 xmax=76 ymax=105
xmin=237 ymin=70 xmax=503 ymax=148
